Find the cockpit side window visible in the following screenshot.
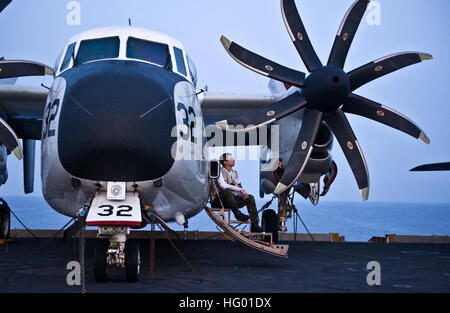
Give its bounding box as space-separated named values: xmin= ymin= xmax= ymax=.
xmin=126 ymin=37 xmax=171 ymax=69
xmin=76 ymin=36 xmax=120 ymax=65
xmin=54 ymin=51 xmax=63 ymax=75
xmin=60 ymin=42 xmax=76 ymax=71
xmin=187 ymin=55 xmax=197 ymax=88
xmin=173 ymin=47 xmax=187 ymax=76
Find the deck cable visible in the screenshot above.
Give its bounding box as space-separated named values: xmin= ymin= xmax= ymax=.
xmin=292 ymin=204 xmax=317 ymax=247
xmin=2 ymin=217 xmax=75 ymax=283
xmin=79 ymin=223 xmax=86 ymax=293
xmin=288 ymin=191 xmax=317 ymax=245
xmin=156 ymin=223 xmax=203 ymax=283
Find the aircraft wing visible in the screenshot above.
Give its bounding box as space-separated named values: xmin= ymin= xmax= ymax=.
xmin=200 ymin=93 xmax=278 ymax=147
xmin=0 ymin=85 xmax=47 ymax=193
xmin=0 ymin=85 xmax=47 ymax=140
xmin=200 ymin=92 xmax=277 ymax=126
xmin=1 ymin=89 xmax=279 ymax=142
xmin=0 ymin=0 xmax=54 ymax=193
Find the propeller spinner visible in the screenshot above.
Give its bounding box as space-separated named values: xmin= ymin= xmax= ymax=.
xmin=216 ymin=0 xmax=432 ymax=200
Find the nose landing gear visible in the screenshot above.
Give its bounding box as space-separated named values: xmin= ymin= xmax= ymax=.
xmin=85 ymin=191 xmax=143 ymax=283
xmin=125 ymin=240 xmax=140 ymax=283
xmin=93 ymin=227 xmax=141 ymax=283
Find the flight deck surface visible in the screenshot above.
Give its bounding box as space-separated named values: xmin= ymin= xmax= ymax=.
xmin=0 ymin=237 xmax=449 ymax=293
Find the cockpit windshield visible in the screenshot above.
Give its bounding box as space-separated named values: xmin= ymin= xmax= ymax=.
xmin=76 ymin=36 xmax=120 ymax=65
xmin=57 ymin=31 xmax=192 ymax=80
xmin=126 ymin=37 xmax=171 ymax=68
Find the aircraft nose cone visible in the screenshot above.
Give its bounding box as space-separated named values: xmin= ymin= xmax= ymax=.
xmin=58 ymin=61 xmax=177 ymax=181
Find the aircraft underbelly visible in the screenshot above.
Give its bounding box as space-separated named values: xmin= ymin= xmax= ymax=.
xmin=41 ymin=156 xmax=208 ymax=221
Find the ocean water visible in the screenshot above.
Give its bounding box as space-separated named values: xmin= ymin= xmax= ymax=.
xmin=4 ymin=195 xmax=450 ymax=242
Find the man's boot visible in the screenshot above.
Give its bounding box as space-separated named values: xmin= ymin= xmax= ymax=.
xmin=232 ymin=209 xmax=250 ymax=222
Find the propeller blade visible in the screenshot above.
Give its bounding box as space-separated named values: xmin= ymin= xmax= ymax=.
xmin=343 ymin=94 xmax=430 ymax=144
xmin=0 ymin=60 xmax=54 ymax=79
xmin=0 ymin=0 xmax=11 ymax=13
xmin=221 ymin=36 xmax=306 ymax=88
xmin=347 ymin=52 xmax=432 ymax=91
xmin=216 ymin=91 xmax=307 ymax=131
xmin=281 ymin=0 xmax=322 ymax=72
xmin=274 ymin=109 xmax=323 ymax=194
xmin=410 ymin=162 xmax=450 ymax=172
xmin=0 ymin=116 xmax=22 ymax=160
xmin=324 ymin=110 xmax=369 ymax=200
xmin=327 ymin=0 xmax=370 ymax=68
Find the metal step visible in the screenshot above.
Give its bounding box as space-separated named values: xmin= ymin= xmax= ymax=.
xmin=205 ymin=207 xmax=288 ymax=258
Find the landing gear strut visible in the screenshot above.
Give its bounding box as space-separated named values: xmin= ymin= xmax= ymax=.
xmin=0 ymin=198 xmax=10 ymax=240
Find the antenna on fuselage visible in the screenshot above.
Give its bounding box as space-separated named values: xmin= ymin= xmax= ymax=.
xmin=128 ymin=18 xmax=132 ymax=27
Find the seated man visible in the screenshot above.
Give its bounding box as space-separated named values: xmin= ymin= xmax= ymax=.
xmin=211 ymin=153 xmax=262 ymax=232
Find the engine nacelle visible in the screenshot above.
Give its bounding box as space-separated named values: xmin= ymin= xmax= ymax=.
xmin=299 ymin=122 xmax=333 ymax=182
xmin=259 ymin=122 xmax=334 ymax=196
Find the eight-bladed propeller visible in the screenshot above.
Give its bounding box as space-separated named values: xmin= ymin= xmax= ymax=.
xmin=216 ymin=0 xmax=432 ymax=200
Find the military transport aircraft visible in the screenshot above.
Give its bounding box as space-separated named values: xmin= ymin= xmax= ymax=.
xmin=0 ymin=0 xmax=432 ymax=282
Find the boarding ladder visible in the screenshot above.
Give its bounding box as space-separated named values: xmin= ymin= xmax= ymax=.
xmin=204 ymin=206 xmax=289 ymax=258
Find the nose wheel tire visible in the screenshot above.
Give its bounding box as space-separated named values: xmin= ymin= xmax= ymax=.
xmin=262 ymin=209 xmax=278 ymax=244
xmin=0 ymin=202 xmax=10 ymax=240
xmin=94 ymin=239 xmax=108 ymax=282
xmin=125 ymin=240 xmax=140 ymax=282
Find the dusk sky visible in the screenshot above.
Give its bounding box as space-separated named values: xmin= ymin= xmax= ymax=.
xmin=1 ymin=0 xmax=449 ymax=204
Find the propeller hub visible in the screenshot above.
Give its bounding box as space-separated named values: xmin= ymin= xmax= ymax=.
xmin=302 ymin=66 xmax=350 ymax=112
